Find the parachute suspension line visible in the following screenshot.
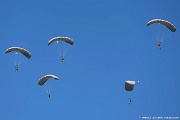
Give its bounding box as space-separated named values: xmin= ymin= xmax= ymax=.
xmin=153 ymin=24 xmax=164 ymax=47
xmin=15 ymin=52 xmax=19 ymax=66
xmin=16 ymin=52 xmax=23 ymax=67
xmin=46 ymin=89 xmax=51 ymax=95
xmin=59 ymin=41 xmax=70 ymax=58
xmin=17 ymin=52 xmax=20 ymax=65
xmin=147 ymin=25 xmax=160 ymax=44
xmin=62 ymin=43 xmax=71 ymax=58
xmin=51 ymin=44 xmax=60 ymax=59
xmin=60 ymin=43 xmax=64 ymax=57
xmin=8 ymin=54 xmax=16 ymax=66
xmin=156 ymin=24 xmax=163 ymax=42
xmin=64 ymin=45 xmax=71 ymax=57
xmin=42 ymin=85 xmax=51 ymax=95
xmin=46 ymin=81 xmax=53 ymax=94
xmin=57 ymin=41 xmax=64 ymax=57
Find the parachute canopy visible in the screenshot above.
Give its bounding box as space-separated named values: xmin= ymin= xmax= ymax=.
xmin=125 ymin=80 xmax=136 ymax=91
xmin=48 ymin=37 xmax=74 ymax=45
xmin=5 ymin=47 xmax=31 ymax=59
xmin=38 ymin=75 xmax=59 ymax=86
xmin=147 ymin=19 xmax=176 ymax=32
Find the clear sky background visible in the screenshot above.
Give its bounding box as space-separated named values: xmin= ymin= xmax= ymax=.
xmin=0 ymin=0 xmax=180 ymax=120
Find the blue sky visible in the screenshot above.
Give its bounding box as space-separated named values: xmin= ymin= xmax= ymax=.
xmin=0 ymin=0 xmax=180 ymax=120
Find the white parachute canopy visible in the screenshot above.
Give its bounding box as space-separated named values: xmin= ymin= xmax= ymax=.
xmin=147 ymin=19 xmax=176 ymax=32
xmin=38 ymin=74 xmax=59 ymax=86
xmin=48 ymin=37 xmax=74 ymax=45
xmin=5 ymin=47 xmax=31 ymax=59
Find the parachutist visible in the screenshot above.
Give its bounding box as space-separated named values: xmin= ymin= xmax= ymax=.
xmin=61 ymin=56 xmax=65 ymax=62
xmin=15 ymin=65 xmax=18 ymax=71
xmin=48 ymin=93 xmax=51 ymax=98
xmin=129 ymin=98 xmax=132 ymax=105
xmin=157 ymin=43 xmax=161 ymax=49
